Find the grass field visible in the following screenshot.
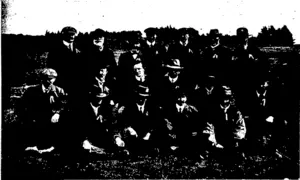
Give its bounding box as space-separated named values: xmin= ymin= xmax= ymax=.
xmin=2 ymin=47 xmax=299 ymax=179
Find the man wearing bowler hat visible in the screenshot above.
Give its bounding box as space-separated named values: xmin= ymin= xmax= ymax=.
xmin=21 ymin=68 xmax=67 ymax=154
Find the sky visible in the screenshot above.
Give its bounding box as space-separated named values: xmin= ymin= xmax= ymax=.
xmin=3 ymin=0 xmax=300 ymax=43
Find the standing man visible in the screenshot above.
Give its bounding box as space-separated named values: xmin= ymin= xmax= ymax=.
xmin=201 ymin=29 xmax=233 ymax=85
xmin=232 ymin=27 xmax=268 ymax=137
xmin=21 ymin=68 xmax=67 ymax=154
xmin=86 ymin=28 xmax=117 ymax=82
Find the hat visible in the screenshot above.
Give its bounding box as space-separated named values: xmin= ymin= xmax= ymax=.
xmin=91 ymin=28 xmax=106 ymax=39
xmin=208 ymin=29 xmax=220 ymax=38
xmin=61 ymin=26 xmax=77 ymax=35
xmin=135 ymin=85 xmax=150 ymax=96
xmin=90 ymin=84 xmax=110 ymax=98
xmin=144 ymin=27 xmax=157 ymax=36
xmin=41 ymin=68 xmax=57 ymax=78
xmin=237 ymin=27 xmax=249 ymax=38
xmin=165 ymin=58 xmax=184 ymax=69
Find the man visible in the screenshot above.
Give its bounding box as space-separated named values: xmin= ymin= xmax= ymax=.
xmin=201 ymin=29 xmax=233 ymax=85
xmin=141 ymin=28 xmax=163 ymax=80
xmin=21 ymin=68 xmax=66 ymax=154
xmin=160 ymin=58 xmax=189 ymax=108
xmin=47 ymin=26 xmax=82 ymax=94
xmin=86 ymin=28 xmax=117 ymax=82
xmin=168 ymin=28 xmax=196 ymax=80
xmin=232 ymin=27 xmax=268 ymax=117
xmin=81 ymin=81 xmax=118 ymax=155
xmin=204 ymin=86 xmax=246 ymax=152
xmin=162 ymin=90 xmax=201 ymax=156
xmin=116 ymin=85 xmax=159 ymax=155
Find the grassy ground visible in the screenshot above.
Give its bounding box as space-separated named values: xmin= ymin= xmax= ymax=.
xmin=2 ymin=47 xmax=300 ymax=179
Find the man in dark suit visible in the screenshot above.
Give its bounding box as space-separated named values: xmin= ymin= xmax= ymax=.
xmin=86 ymin=29 xmax=117 ymax=82
xmin=159 ymin=58 xmax=190 ymax=108
xmin=81 ymin=80 xmax=119 ymax=155
xmin=21 ymin=68 xmax=67 ymax=154
xmin=116 ymin=85 xmax=160 ymax=155
xmin=162 ymin=90 xmax=202 ymax=156
xmin=47 ymin=26 xmax=82 ymax=94
xmin=201 ymin=29 xmax=233 ymax=85
xmin=141 ymin=27 xmax=164 ymax=81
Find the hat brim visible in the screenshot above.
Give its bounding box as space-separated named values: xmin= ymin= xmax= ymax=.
xmin=138 ymin=93 xmax=150 ymax=96
xmin=165 ymin=65 xmax=184 ymax=69
xmin=96 ymin=93 xmax=109 ymax=98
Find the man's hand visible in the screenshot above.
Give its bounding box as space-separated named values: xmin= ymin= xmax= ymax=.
xmin=51 ymin=113 xmax=60 ymax=123
xmin=127 ymin=127 xmax=138 ymax=137
xmin=143 ymin=132 xmax=151 ymax=140
xmin=115 ymin=137 xmax=125 ymax=147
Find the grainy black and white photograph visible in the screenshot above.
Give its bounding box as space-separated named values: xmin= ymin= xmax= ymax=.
xmin=1 ymin=0 xmax=300 ymax=179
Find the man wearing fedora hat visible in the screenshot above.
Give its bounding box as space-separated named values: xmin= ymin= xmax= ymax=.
xmin=159 ymin=57 xmax=191 ymax=108
xmin=21 ymin=68 xmax=67 ymax=154
xmin=201 ymin=29 xmax=233 ymax=86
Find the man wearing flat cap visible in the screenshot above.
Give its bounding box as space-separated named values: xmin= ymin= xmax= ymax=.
xmin=20 ymin=68 xmax=67 ymax=154
xmin=201 ymin=29 xmax=233 ymax=86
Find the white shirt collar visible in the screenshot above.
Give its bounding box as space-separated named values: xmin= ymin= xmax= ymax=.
xmin=90 ymin=102 xmax=100 ymax=116
xmin=136 ymin=100 xmax=147 ymax=112
xmin=205 ymin=86 xmax=214 ymax=95
xmin=146 ymin=40 xmax=155 ymax=47
xmin=220 ymin=103 xmax=230 ymax=112
xmin=135 ymin=75 xmax=145 ymax=82
xmin=169 ymin=76 xmax=178 ymax=83
xmin=176 ymin=103 xmax=186 ymax=112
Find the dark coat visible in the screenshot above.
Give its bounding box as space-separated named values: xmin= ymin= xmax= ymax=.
xmin=120 ymin=99 xmax=158 ymax=138
xmin=163 ymin=103 xmax=199 ymax=144
xmin=200 ymin=45 xmax=233 ymax=85
xmin=47 ymin=41 xmax=83 ymax=95
xmin=85 ymin=46 xmax=117 ymax=81
xmin=21 ymin=84 xmax=66 ymax=124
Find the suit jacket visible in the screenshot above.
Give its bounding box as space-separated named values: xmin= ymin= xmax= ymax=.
xmin=209 ymin=104 xmax=246 ymax=146
xmin=21 ymin=84 xmax=66 ymax=125
xmin=85 ymin=46 xmax=117 ymax=80
xmin=163 ymin=103 xmax=199 ymax=139
xmin=47 ymin=41 xmax=82 ymax=94
xmin=120 ymin=99 xmax=158 ymax=137
xmin=201 ymin=45 xmax=233 ymax=84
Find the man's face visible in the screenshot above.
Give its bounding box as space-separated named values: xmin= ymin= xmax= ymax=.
xmin=63 ymin=32 xmax=76 ymax=43
xmin=93 ymin=37 xmax=105 ymax=47
xmin=211 ymin=36 xmax=220 ymax=46
xmin=177 ymin=95 xmax=187 ymax=105
xmin=43 ymin=77 xmax=56 ymax=88
xmin=131 ymin=42 xmax=141 ymax=53
xmin=136 ymin=95 xmax=147 ymax=104
xmin=98 ymin=68 xmax=108 ymax=81
xmin=180 ymin=34 xmax=189 ymax=45
xmin=221 ymin=89 xmax=232 ymax=106
xmin=133 ymin=64 xmax=145 ymax=77
xmin=147 ymin=34 xmax=157 ymax=43
xmin=169 ymin=70 xmax=180 ymax=78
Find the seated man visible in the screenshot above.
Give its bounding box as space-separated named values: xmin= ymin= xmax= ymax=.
xmin=82 ymin=66 xmax=118 ymax=154
xmin=115 ymin=85 xmax=159 ymax=155
xmin=162 ymin=90 xmax=201 ymax=155
xmin=21 ymin=68 xmax=66 ymax=154
xmin=204 ymin=86 xmax=246 ymax=152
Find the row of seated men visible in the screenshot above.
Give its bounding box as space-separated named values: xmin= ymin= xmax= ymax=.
xmin=17 ymin=26 xmax=296 ymax=158
xmin=20 ymin=67 xmax=246 ymax=157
